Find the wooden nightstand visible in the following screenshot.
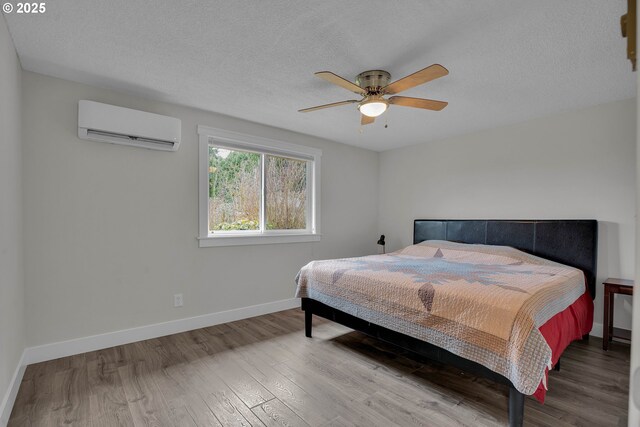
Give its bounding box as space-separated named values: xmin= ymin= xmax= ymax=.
xmin=603 ymin=278 xmax=634 ymax=350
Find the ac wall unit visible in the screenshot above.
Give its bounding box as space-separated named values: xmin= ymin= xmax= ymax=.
xmin=78 ymin=100 xmax=181 ymax=151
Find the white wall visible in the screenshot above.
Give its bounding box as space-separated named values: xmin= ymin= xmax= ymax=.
xmin=379 ymin=98 xmax=636 ymax=332
xmin=0 ymin=14 xmax=25 ymax=424
xmin=628 ymin=63 xmax=640 ymax=427
xmin=22 ymin=71 xmax=379 ymax=347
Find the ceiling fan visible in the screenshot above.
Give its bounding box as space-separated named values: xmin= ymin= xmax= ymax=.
xmin=299 ymin=64 xmax=449 ymax=125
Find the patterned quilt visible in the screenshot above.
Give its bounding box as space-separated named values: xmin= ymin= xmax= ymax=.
xmin=295 ymin=240 xmax=587 ymax=395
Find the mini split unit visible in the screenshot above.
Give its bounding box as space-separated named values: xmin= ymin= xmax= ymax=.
xmin=78 ymin=100 xmax=182 ymax=151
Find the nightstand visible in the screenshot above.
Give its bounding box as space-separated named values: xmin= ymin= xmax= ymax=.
xmin=603 ymin=278 xmax=634 ymax=350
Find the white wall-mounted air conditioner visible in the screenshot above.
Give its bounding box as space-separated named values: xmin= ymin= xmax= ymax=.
xmin=78 ymin=100 xmax=181 ymax=151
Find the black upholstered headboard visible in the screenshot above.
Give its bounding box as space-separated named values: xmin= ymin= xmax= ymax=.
xmin=413 ymin=220 xmax=598 ymax=298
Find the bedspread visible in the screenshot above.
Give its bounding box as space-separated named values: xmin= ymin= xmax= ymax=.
xmin=295 ymin=240 xmax=587 ymax=395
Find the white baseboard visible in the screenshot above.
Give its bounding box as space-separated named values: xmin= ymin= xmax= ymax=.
xmin=24 ymin=298 xmax=299 ymax=366
xmin=590 ymin=322 xmax=603 ymax=338
xmin=0 ymin=350 xmax=27 ymax=427
xmin=589 ymin=322 xmax=635 ymax=340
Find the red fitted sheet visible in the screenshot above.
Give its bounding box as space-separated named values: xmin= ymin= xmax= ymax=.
xmin=532 ymin=289 xmax=594 ymax=402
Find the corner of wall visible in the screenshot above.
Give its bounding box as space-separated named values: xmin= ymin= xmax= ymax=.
xmin=0 ymin=12 xmax=27 ymax=426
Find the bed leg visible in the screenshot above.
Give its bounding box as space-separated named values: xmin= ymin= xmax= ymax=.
xmin=305 ymin=309 xmax=312 ymax=338
xmin=582 ymin=333 xmax=590 ymax=341
xmin=554 ymin=358 xmax=561 ymax=372
xmin=508 ymin=386 xmax=524 ymax=427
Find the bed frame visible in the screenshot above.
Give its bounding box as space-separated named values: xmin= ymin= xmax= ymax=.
xmin=301 ymin=219 xmax=597 ymax=427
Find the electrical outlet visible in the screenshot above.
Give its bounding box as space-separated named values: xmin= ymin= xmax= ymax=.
xmin=174 ymin=293 xmax=183 ymax=307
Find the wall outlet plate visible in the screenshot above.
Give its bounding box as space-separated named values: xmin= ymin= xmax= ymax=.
xmin=174 ymin=293 xmax=183 ymax=307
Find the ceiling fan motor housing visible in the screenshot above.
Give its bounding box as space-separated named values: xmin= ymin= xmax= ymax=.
xmin=356 ymin=70 xmax=391 ymax=93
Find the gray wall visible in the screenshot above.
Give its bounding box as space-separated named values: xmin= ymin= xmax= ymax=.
xmin=22 ymin=71 xmax=379 ymax=346
xmin=0 ymin=14 xmax=25 ymax=421
xmin=379 ymin=98 xmax=636 ymax=332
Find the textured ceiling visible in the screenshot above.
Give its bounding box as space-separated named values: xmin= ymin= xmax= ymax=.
xmin=5 ymin=0 xmax=636 ymax=151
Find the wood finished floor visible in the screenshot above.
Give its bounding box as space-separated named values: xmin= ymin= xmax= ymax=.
xmin=9 ymin=309 xmax=630 ymax=426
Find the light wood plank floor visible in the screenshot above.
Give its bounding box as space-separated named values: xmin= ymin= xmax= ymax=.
xmin=9 ymin=309 xmax=629 ymax=426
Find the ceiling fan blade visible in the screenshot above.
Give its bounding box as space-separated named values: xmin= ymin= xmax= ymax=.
xmin=361 ymin=114 xmax=375 ymax=125
xmin=298 ymin=100 xmax=359 ymax=113
xmin=388 ymin=96 xmax=448 ymax=111
xmin=383 ymin=64 xmax=449 ymax=95
xmin=315 ymin=71 xmax=366 ymax=95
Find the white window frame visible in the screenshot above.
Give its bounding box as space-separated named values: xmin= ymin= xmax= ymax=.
xmin=198 ymin=125 xmax=321 ymax=247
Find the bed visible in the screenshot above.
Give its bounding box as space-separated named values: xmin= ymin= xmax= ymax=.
xmin=295 ymin=219 xmax=597 ymax=427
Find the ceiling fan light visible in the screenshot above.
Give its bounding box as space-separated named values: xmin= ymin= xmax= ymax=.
xmin=359 ymin=100 xmax=388 ymax=118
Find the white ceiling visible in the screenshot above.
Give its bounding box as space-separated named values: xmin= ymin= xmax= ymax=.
xmin=5 ymin=1 xmax=636 ymax=151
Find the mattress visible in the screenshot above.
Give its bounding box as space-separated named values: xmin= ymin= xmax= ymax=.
xmin=295 ymin=240 xmax=593 ymax=397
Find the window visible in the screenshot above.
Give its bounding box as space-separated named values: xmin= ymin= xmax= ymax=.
xmin=198 ymin=126 xmax=321 ymax=247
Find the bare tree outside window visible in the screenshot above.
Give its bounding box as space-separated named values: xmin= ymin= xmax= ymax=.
xmin=208 ymin=146 xmax=308 ymax=232
xmin=209 ymin=147 xmax=260 ymax=231
xmin=266 ymin=155 xmax=306 ymax=230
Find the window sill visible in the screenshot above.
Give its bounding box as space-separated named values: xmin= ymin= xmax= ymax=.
xmin=198 ymin=233 xmax=321 ymax=247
